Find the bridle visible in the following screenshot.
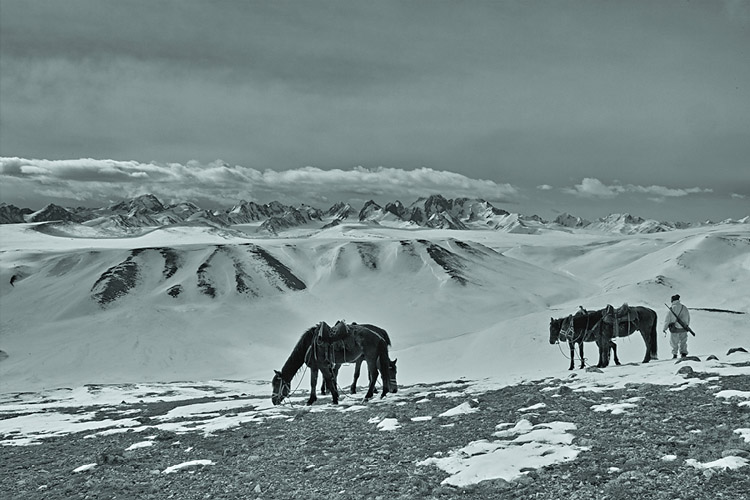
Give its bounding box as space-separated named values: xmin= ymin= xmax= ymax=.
xmin=272 ymin=376 xmax=291 ymax=403
xmin=553 ymin=314 xmax=591 ymax=365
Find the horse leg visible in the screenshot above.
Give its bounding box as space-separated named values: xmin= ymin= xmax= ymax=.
xmin=320 ymin=365 xmax=339 ymax=405
xmin=568 ymin=342 xmax=575 ymax=370
xmin=611 ymin=341 xmax=621 ymax=365
xmin=322 ymin=363 xmax=340 ymax=395
xmin=641 ymin=331 xmax=651 ymax=363
xmin=378 ymin=354 xmax=390 ymax=398
xmin=578 ymin=341 xmax=585 ymax=369
xmin=351 ymin=359 xmax=362 ymax=394
xmin=596 ymin=336 xmax=610 ymax=368
xmin=307 ymin=367 xmax=318 ymax=405
xmin=363 ymin=359 xmax=379 ymax=400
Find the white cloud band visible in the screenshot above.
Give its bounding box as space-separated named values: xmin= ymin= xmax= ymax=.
xmin=563 ymin=177 xmax=712 ymax=199
xmin=0 ymin=157 xmax=517 ymax=207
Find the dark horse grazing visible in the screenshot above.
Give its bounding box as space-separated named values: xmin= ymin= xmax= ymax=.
xmin=549 ymin=308 xmax=620 ymax=370
xmin=271 ymin=321 xmax=394 ymax=405
xmin=597 ymin=304 xmax=658 ymax=368
xmin=320 ymin=323 xmax=398 ymax=396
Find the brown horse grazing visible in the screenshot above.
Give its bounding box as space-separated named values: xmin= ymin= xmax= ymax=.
xmin=271 ymin=320 xmax=394 ymax=405
xmin=320 ymin=323 xmax=398 ymax=396
xmin=549 ymin=308 xmax=619 ymax=370
xmin=597 ymin=304 xmax=658 ymax=368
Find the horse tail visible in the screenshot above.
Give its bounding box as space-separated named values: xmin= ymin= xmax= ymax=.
xmin=649 ymin=309 xmax=658 ymax=358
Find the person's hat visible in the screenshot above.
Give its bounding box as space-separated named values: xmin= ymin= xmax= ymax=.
xmin=671 ymin=294 xmax=680 ymax=302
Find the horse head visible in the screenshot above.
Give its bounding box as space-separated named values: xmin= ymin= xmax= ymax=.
xmin=549 ymin=317 xmax=563 ymax=344
xmin=271 ymin=370 xmax=290 ymax=405
xmin=387 ymin=358 xmax=398 ymax=393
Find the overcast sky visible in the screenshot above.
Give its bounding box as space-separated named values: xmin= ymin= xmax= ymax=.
xmin=1 ymin=0 xmax=748 ymax=222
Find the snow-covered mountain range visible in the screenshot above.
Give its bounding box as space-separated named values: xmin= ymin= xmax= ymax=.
xmin=2 ymin=194 xmax=746 ymax=235
xmin=1 ymin=208 xmax=748 ymax=393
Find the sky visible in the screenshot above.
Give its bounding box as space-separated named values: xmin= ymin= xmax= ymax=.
xmin=0 ymin=0 xmax=748 ymax=222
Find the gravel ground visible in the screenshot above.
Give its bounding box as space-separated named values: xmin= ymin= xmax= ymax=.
xmin=2 ymin=366 xmax=749 ymax=500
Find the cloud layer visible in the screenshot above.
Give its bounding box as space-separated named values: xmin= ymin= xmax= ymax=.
xmin=563 ymin=178 xmax=713 ymax=199
xmin=0 ymin=157 xmax=517 ymax=208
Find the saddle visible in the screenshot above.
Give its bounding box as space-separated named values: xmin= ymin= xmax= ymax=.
xmin=309 ymin=321 xmax=355 ymax=366
xmin=602 ymin=304 xmax=639 ymax=336
xmin=318 ymin=320 xmax=350 ymax=343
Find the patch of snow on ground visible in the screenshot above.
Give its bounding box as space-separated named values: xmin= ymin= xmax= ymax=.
xmin=376 ymin=418 xmax=401 ymax=431
xmin=162 ymin=459 xmax=215 ymax=474
xmin=419 ymin=418 xmax=586 ymax=486
xmin=685 ymin=456 xmax=748 ymax=470
xmin=439 ymin=400 xmax=478 ymax=417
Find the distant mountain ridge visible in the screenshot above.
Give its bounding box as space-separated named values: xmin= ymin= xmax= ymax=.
xmin=0 ymin=195 xmax=747 ymax=235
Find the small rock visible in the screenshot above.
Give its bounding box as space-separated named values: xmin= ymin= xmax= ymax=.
xmin=706 ymin=354 xmax=719 ymax=361
xmin=676 ymin=366 xmax=694 ymax=376
xmin=722 ymin=449 xmax=750 ymax=458
xmin=727 ymin=347 xmax=748 ymax=355
xmin=585 ymin=367 xmax=603 ymax=373
xmin=515 ymin=474 xmax=535 ymax=486
xmin=557 ymin=385 xmax=573 ymax=395
xmin=676 ymin=356 xmax=701 ymax=363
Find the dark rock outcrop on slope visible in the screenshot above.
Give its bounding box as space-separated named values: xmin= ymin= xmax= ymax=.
xmin=87 ymin=244 xmax=307 ymax=306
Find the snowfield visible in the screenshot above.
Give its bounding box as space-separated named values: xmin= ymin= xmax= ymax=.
xmin=1 ymin=217 xmax=749 ymax=489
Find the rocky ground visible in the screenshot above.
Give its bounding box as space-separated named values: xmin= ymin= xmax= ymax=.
xmin=2 ymin=365 xmax=749 ymax=500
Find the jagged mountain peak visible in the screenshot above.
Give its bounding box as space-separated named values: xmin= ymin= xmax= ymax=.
xmin=2 ymin=194 xmax=739 ymax=234
xmin=554 ymin=212 xmax=591 ymax=228
xmin=28 ymin=203 xmax=80 ymax=223
xmin=109 ymin=194 xmax=165 ymax=214
xmin=326 ymin=202 xmax=354 ymax=219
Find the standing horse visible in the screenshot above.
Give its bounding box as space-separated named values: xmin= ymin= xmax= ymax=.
xmin=597 ymin=304 xmax=658 ymax=368
xmin=271 ymin=321 xmax=394 ymax=405
xmin=549 ymin=308 xmax=619 ymax=370
xmin=320 ymin=323 xmax=398 ymax=395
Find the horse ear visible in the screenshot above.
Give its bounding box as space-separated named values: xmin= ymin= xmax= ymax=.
xmin=392 ymin=358 xmax=397 ymax=363
xmin=274 ymin=370 xmax=281 ymax=376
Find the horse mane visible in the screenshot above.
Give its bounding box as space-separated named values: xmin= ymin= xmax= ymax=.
xmin=572 ymin=308 xmax=603 ymax=328
xmin=359 ymin=323 xmax=391 ymax=346
xmin=279 ymin=323 xmax=321 ymax=380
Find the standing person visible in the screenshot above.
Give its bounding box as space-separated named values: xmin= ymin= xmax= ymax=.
xmin=663 ymin=294 xmax=691 ymax=358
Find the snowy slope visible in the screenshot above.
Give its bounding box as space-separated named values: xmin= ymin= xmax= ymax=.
xmin=0 ymin=220 xmax=748 ymax=394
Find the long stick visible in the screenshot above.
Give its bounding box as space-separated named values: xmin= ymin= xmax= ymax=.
xmin=664 ymin=304 xmax=696 ymax=336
